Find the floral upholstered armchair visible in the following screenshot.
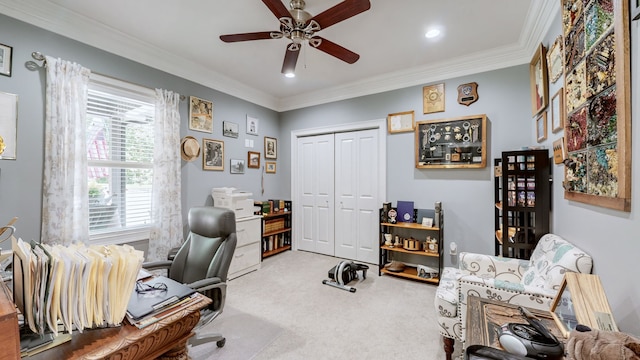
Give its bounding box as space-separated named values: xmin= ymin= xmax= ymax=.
xmin=434 ymin=234 xmax=593 ymax=360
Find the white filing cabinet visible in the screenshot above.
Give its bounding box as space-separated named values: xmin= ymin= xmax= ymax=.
xmin=228 ymin=215 xmax=261 ymax=280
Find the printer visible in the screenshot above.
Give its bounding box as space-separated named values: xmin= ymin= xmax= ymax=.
xmin=211 ymin=187 xmax=254 ymax=219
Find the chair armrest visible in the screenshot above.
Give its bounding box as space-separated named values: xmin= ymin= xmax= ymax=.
xmin=142 ymin=260 xmax=172 ymax=271
xmin=459 ymin=252 xmax=530 ymax=283
xmin=187 ymin=277 xmax=223 ymax=293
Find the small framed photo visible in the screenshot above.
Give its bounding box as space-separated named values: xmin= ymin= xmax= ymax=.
xmin=246 ymin=115 xmax=259 ymax=135
xmin=529 ymin=43 xmax=548 ymax=116
xmin=230 ymin=159 xmax=245 ymax=174
xmin=553 ymin=137 xmax=566 ymax=165
xmin=387 ymin=111 xmax=415 ymax=133
xmin=0 ymin=91 xmax=18 ymax=159
xmin=264 ymin=136 xmax=277 ymax=159
xmin=189 ymin=96 xmax=213 ymax=133
xmin=202 ymin=138 xmax=224 ymax=171
xmin=551 ymin=88 xmax=565 ymax=133
xmin=421 ymin=217 xmax=433 ymax=227
xmin=0 ymin=43 xmax=12 ymax=77
xmin=546 ymin=35 xmax=563 ymax=84
xmin=265 ymin=161 xmax=276 ymax=174
xmin=223 ymin=121 xmax=239 ymax=138
xmin=248 ymin=151 xmax=260 ymax=169
xmin=536 ymin=112 xmax=548 ymax=143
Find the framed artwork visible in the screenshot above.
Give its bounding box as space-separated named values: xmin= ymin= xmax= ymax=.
xmin=632 ymin=0 xmax=640 ymax=21
xmin=0 ymin=91 xmax=18 ymax=159
xmin=246 ymin=115 xmax=259 ymax=135
xmin=529 ymin=43 xmax=548 ymax=116
xmin=230 ymin=159 xmax=245 ymax=174
xmin=189 ymin=96 xmax=213 ymax=133
xmin=550 ymin=88 xmax=564 ymax=133
xmin=547 ymin=35 xmax=564 ymax=83
xmin=0 ymin=43 xmax=12 ymax=77
xmin=223 ymin=121 xmax=239 ymax=138
xmin=536 ymin=112 xmax=547 ymax=142
xmin=561 ymin=0 xmax=631 ymax=211
xmin=202 ymin=138 xmax=224 ymax=171
xmin=265 ymin=161 xmax=276 ymax=174
xmin=264 ymin=136 xmax=277 ymax=159
xmin=387 ymin=111 xmax=415 ymax=133
xmin=415 ymin=114 xmax=487 ymax=169
xmin=553 ymin=137 xmax=566 ymax=164
xmin=248 ymin=151 xmax=260 ymax=168
xmin=423 ymin=83 xmax=445 ymax=114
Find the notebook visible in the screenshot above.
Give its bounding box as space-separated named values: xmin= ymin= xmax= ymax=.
xmin=126 ymin=275 xmax=195 ymax=320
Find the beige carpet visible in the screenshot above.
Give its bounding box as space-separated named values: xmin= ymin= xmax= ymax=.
xmin=189 ymin=250 xmax=459 ymax=359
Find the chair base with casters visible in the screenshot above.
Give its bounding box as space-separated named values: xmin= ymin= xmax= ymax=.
xmin=434 ymin=233 xmax=593 ymax=360
xmin=144 ymin=206 xmax=237 ymax=349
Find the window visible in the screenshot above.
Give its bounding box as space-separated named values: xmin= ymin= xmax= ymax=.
xmin=87 ymin=75 xmax=155 ymax=243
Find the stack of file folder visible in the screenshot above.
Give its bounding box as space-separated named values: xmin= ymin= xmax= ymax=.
xmin=12 ymin=237 xmax=144 ymax=336
xmin=125 ymin=276 xmax=201 ymax=329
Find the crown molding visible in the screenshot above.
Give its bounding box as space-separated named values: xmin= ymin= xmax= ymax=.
xmin=0 ymin=0 xmax=559 ymax=113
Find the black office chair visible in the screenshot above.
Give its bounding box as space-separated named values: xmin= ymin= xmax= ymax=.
xmin=143 ymin=206 xmax=237 ymax=347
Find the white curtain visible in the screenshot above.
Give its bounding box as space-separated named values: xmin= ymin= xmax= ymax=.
xmin=41 ymin=56 xmax=91 ymax=246
xmin=148 ymin=89 xmax=183 ymax=261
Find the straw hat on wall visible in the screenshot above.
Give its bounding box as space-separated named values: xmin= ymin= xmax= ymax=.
xmin=181 ymin=136 xmax=201 ymax=162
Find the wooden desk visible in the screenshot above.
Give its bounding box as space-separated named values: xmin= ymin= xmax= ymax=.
xmin=466 ymin=296 xmax=566 ymax=359
xmin=28 ymin=293 xmax=211 ymax=360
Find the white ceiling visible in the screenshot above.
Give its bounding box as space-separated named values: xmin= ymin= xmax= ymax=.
xmin=0 ymin=0 xmax=558 ymax=111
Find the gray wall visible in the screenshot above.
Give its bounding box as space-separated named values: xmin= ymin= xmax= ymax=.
xmin=279 ymin=11 xmax=640 ymax=336
xmin=0 ymin=14 xmax=283 ymax=248
xmin=2 ymin=9 xmax=640 ymax=336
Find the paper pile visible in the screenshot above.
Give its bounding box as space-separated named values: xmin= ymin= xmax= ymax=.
xmin=12 ymin=237 xmax=144 ymax=336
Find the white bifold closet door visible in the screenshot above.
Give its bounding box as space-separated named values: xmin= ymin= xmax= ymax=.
xmin=296 ymin=129 xmax=380 ymax=264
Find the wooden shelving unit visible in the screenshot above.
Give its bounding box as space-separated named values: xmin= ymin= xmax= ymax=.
xmin=260 ymin=208 xmax=292 ymax=260
xmin=378 ymin=207 xmax=443 ymax=285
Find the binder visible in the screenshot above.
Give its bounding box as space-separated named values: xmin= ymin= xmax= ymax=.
xmin=126 ymin=276 xmax=195 ymax=321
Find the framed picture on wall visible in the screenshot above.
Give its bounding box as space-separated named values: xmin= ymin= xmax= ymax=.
xmin=264 ymin=137 xmax=277 ymax=159
xmin=246 ymin=115 xmax=259 ymax=135
xmin=547 ymin=35 xmax=564 ymax=83
xmin=632 ymin=0 xmax=640 ymax=21
xmin=230 ymin=159 xmax=245 ymax=174
xmin=529 ymin=43 xmax=548 ymax=116
xmin=387 ymin=111 xmax=415 ymax=133
xmin=423 ymin=83 xmax=445 ymax=114
xmin=0 ymin=43 xmax=13 ymax=77
xmin=551 ymin=88 xmax=564 ymax=133
xmin=248 ymin=151 xmax=260 ymax=169
xmin=265 ymin=161 xmax=276 ymax=174
xmin=0 ymin=91 xmax=18 ymax=159
xmin=202 ymin=138 xmax=224 ymax=171
xmin=223 ymin=121 xmax=239 ymax=138
xmin=189 ymin=96 xmax=213 ymax=133
xmin=536 ymin=112 xmax=547 ymax=142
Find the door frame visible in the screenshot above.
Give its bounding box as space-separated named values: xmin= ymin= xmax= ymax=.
xmin=290 ymin=119 xmax=387 ymax=251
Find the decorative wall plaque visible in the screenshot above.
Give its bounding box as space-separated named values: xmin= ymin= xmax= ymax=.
xmin=457 ymin=82 xmax=478 ymax=106
xmin=423 ymin=83 xmax=445 ymax=114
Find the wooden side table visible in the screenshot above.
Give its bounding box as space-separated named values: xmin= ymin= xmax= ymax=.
xmin=465 ymin=296 xmax=566 ymax=359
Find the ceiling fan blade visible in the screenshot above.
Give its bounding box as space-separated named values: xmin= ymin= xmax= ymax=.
xmin=262 ymin=0 xmax=292 ymax=20
xmin=309 ymin=37 xmax=359 ymax=64
xmin=309 ymin=0 xmax=370 ymax=30
xmin=281 ymin=47 xmax=300 ymax=74
xmin=220 ymin=31 xmax=282 ymax=42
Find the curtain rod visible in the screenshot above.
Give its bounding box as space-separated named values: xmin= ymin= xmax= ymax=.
xmin=27 ymin=51 xmax=186 ymax=101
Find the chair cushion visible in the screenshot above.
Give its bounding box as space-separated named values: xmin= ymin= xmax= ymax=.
xmin=435 ymin=267 xmax=463 ymax=318
xmin=521 ymin=234 xmax=593 ymax=291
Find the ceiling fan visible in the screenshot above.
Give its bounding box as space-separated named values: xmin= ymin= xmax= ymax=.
xmin=220 ymin=0 xmax=371 ymax=76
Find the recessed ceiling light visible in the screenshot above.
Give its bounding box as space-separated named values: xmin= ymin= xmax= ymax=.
xmin=284 ymin=72 xmax=295 ymax=78
xmin=425 ymin=29 xmax=441 ymax=38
